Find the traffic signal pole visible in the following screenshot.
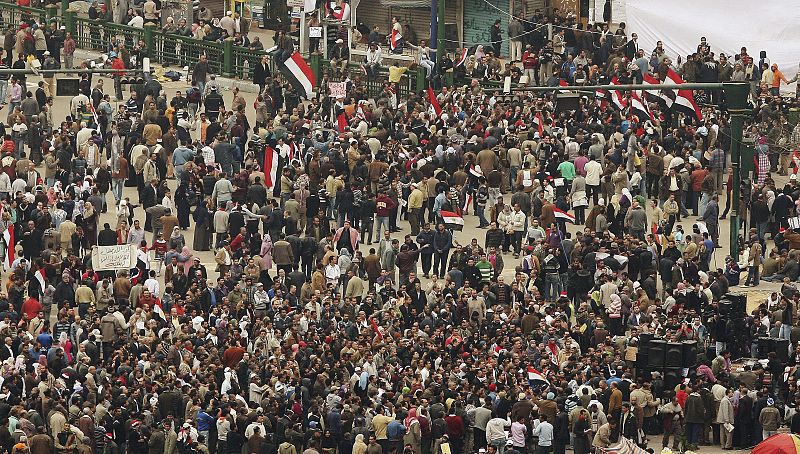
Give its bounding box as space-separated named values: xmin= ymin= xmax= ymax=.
xmin=724 ymin=81 xmax=751 ymax=258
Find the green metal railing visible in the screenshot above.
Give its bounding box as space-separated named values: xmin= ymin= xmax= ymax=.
xmin=0 ymin=1 xmax=431 ymax=91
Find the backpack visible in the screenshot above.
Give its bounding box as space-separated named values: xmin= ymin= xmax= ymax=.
xmin=187 ymin=87 xmax=201 ymax=104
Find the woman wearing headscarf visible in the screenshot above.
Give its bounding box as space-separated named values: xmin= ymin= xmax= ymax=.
xmin=260 ymin=233 xmax=274 ymax=270
xmin=352 ymin=434 xmax=367 ymax=454
xmin=168 ymin=226 xmax=185 ymax=251
xmin=192 ymin=198 xmax=213 ymax=251
xmin=81 ymin=202 xmax=98 ymax=246
xmin=403 ymin=408 xmax=422 ymax=454
xmin=175 ymin=179 xmax=192 ymax=229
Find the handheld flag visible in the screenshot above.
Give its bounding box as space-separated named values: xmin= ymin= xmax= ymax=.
xmin=629 ymin=91 xmax=655 ymax=122
xmin=441 ymin=210 xmax=464 ymax=231
xmin=34 ymin=268 xmax=46 ymax=293
xmin=427 ymin=86 xmax=442 ymax=117
xmin=609 ymin=77 xmax=628 ymax=110
xmin=330 ymin=1 xmax=350 ymax=21
xmin=455 ymin=48 xmax=468 ymax=67
xmin=527 ymin=366 xmax=550 ymax=388
xmin=263 ymin=145 xmax=279 ymax=189
xmin=665 ymin=68 xmax=703 ymax=121
xmin=553 ymin=207 xmax=576 ymax=224
xmin=280 ymin=52 xmax=316 ymax=99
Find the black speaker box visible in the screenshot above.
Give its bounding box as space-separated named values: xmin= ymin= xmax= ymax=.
xmin=663 ymin=367 xmax=684 ymax=392
xmin=666 ymin=342 xmax=684 ymax=367
xmin=639 ymin=333 xmax=654 ymax=351
xmin=757 ymin=337 xmax=771 ymax=359
xmin=724 ymin=292 xmax=747 ymax=315
xmin=682 ymin=340 xmax=698 ymax=367
xmin=56 ymin=78 xmax=80 ymax=97
xmin=774 ymin=338 xmax=790 ymax=362
xmin=555 ymin=92 xmax=581 ymax=113
xmin=648 ymin=339 xmax=666 ymax=368
xmin=718 ymin=301 xmax=732 ymax=316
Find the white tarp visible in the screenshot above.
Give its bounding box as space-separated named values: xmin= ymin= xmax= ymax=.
xmin=624 ymin=0 xmax=800 ymax=91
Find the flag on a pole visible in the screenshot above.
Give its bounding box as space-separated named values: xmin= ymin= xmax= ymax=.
xmin=455 ymin=48 xmax=468 ymax=67
xmin=263 ymin=145 xmax=279 ymax=189
xmin=2 ymin=224 xmax=13 ymax=270
xmin=34 ymin=268 xmax=46 ymax=293
xmin=629 ymin=91 xmax=655 ymax=122
xmin=665 ymin=68 xmax=704 ymax=121
xmin=532 ymin=112 xmax=544 ymax=136
xmin=441 ymin=210 xmax=464 ymax=231
xmin=642 ymin=73 xmax=665 ymax=104
xmin=462 ymin=194 xmax=472 ymax=215
xmin=609 ymin=77 xmax=628 ymax=110
xmin=526 ymin=366 xmax=550 ymax=388
xmin=369 ymin=317 xmax=383 ymax=339
xmin=553 ymin=207 xmax=576 ymax=224
xmin=280 ymin=52 xmax=316 ymax=98
xmin=427 ymin=86 xmax=442 ymax=117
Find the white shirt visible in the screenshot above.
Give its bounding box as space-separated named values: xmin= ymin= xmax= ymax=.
xmin=585 ymin=160 xmax=602 ymax=185
xmin=128 ymin=15 xmax=144 ymax=28
xmin=144 ymin=277 xmax=160 ymax=297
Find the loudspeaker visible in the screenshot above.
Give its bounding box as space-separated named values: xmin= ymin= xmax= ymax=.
xmin=663 ymin=367 xmax=684 ymax=392
xmin=682 ymin=340 xmax=698 ymax=367
xmin=724 ymin=292 xmax=747 ymax=315
xmin=648 ymin=339 xmax=666 ymax=368
xmin=555 ymin=92 xmax=581 ymax=113
xmin=718 ymin=301 xmax=732 ymax=316
xmin=56 ymin=78 xmax=80 ymax=97
xmin=774 ymin=338 xmax=790 ymax=362
xmin=666 ymin=342 xmax=684 ymax=367
xmin=757 ymin=337 xmax=772 ymax=359
xmin=639 ymin=333 xmax=654 ymax=351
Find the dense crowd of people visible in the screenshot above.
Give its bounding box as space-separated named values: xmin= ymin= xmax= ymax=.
xmin=2 ymin=2 xmax=800 ymax=454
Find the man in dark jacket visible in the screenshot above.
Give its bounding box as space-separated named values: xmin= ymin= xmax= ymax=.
xmin=203 ymin=86 xmax=224 ymax=122
xmin=98 ymin=223 xmax=117 ymax=246
xmin=432 ymin=223 xmax=452 ymax=278
xmin=416 ymin=223 xmax=435 ymax=278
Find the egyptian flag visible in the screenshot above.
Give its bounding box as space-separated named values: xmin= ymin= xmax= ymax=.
xmin=609 ymin=77 xmax=628 ymax=110
xmin=665 ymin=68 xmax=703 ymax=121
xmin=370 ymin=317 xmax=383 ymax=340
xmin=390 ymin=29 xmax=402 ymax=51
xmin=330 ymin=1 xmax=350 ymax=21
xmin=455 ymin=48 xmax=468 ymax=67
xmin=629 ymin=91 xmax=655 ymax=122
xmin=547 ymin=340 xmax=560 ymax=366
xmin=462 ymin=194 xmax=472 ymax=215
xmin=129 ymin=267 xmax=142 ymax=285
xmin=651 ymin=222 xmax=661 ymax=245
xmin=532 ymin=112 xmax=544 ymax=136
xmin=595 ymin=88 xmax=610 ymax=109
xmin=642 ymin=73 xmax=666 ymax=105
xmin=263 ymin=145 xmax=280 ymax=190
xmin=558 ymin=79 xmax=570 ymax=93
xmin=427 ymin=86 xmax=442 ymax=117
xmin=553 ymin=207 xmax=575 ymax=224
xmin=2 ymin=224 xmax=13 ymax=270
xmin=336 ymin=110 xmax=349 ymax=132
xmin=280 ymin=52 xmax=316 ymax=98
xmin=441 ymin=210 xmax=464 ymax=231
xmin=34 ymin=268 xmax=46 ymax=293
xmin=469 ymin=165 xmax=483 ymax=178
xmin=527 ymin=366 xmax=550 ymax=388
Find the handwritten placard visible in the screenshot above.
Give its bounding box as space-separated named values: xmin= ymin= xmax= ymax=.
xmin=92 ymin=244 xmax=137 ymax=271
xmin=328 ymin=81 xmax=347 ymax=98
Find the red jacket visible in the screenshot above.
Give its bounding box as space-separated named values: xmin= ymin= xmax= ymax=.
xmin=111 ymin=58 xmax=126 ymax=77
xmin=375 ymin=195 xmax=397 ymax=217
